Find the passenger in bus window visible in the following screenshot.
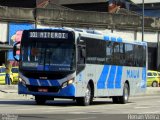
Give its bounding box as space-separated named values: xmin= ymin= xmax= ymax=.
xmin=31 ymin=48 xmax=39 ymax=61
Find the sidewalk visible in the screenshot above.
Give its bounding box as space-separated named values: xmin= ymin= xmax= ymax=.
xmin=0 ymin=85 xmax=33 ymax=99
xmin=145 ymin=87 xmax=160 ymax=95
xmin=0 ymin=85 xmax=160 ymax=99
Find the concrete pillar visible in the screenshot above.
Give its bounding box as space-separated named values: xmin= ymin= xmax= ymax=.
xmin=134 ymin=30 xmax=137 ymax=41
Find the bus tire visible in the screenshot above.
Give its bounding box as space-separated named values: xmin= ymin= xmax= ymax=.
xmin=35 ymin=96 xmax=46 ymax=105
xmin=119 ymin=83 xmax=129 ymax=104
xmin=76 ymin=84 xmax=92 ymax=106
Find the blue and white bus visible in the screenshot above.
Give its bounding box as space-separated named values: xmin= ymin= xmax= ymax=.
xmin=13 ymin=28 xmax=147 ymax=106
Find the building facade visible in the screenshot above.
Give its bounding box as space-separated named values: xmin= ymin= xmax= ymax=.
xmin=56 ymin=0 xmax=160 ymax=71
xmin=0 ymin=0 xmax=160 ymax=71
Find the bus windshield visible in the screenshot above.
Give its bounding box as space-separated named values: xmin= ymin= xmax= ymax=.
xmin=21 ymin=41 xmax=75 ymax=71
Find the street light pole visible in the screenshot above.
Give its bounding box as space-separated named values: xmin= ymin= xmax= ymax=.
xmin=142 ymin=0 xmax=144 ymax=41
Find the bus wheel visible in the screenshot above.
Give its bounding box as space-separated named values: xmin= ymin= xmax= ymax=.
xmin=119 ymin=83 xmax=129 ymax=104
xmin=76 ymin=85 xmax=92 ymax=106
xmin=35 ymin=96 xmax=46 ymax=105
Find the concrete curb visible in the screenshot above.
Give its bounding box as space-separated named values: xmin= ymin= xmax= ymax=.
xmin=0 ymin=85 xmax=160 ymax=99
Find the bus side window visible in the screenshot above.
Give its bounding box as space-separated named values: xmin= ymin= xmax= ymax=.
xmin=78 ymin=46 xmax=86 ymax=64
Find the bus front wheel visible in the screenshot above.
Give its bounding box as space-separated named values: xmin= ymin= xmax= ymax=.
xmin=76 ymin=85 xmax=92 ymax=106
xmin=35 ymin=96 xmax=46 ymax=105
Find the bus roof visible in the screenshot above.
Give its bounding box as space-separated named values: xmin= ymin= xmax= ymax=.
xmin=71 ymin=28 xmax=147 ymax=46
xmin=24 ymin=28 xmax=147 ymax=46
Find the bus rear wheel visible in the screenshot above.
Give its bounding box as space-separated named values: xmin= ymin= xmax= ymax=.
xmin=76 ymin=85 xmax=92 ymax=106
xmin=35 ymin=96 xmax=46 ymax=105
xmin=119 ymin=83 xmax=129 ymax=104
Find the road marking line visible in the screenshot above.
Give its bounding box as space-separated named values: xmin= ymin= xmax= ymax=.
xmin=65 ymin=117 xmax=97 ymax=120
xmin=141 ymin=111 xmax=159 ymax=114
xmin=143 ymin=111 xmax=160 ymax=114
xmin=68 ymin=112 xmax=87 ymax=114
xmin=134 ymin=107 xmax=149 ymax=109
xmin=16 ymin=107 xmax=62 ymax=111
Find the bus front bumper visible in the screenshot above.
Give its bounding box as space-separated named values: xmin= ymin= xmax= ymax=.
xmin=18 ymin=82 xmax=75 ymax=97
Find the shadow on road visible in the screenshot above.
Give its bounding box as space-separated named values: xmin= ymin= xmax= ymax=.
xmin=46 ymin=100 xmax=113 ymax=107
xmin=0 ymin=100 xmax=35 ymax=106
xmin=0 ymin=99 xmax=134 ymax=107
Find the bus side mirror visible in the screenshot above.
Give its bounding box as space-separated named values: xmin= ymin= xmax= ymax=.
xmin=13 ymin=45 xmax=17 ymax=56
xmin=13 ymin=42 xmax=21 ymax=61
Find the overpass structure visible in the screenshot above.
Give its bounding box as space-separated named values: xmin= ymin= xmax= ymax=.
xmin=0 ymin=6 xmax=160 ymax=70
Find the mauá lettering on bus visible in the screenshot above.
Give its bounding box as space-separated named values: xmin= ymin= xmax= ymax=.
xmin=127 ymin=70 xmax=140 ymax=79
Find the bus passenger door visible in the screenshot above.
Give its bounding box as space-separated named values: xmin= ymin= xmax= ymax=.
xmin=76 ymin=45 xmax=86 ymax=96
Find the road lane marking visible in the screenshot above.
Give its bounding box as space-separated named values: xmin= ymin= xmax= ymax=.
xmin=134 ymin=107 xmax=150 ymax=109
xmin=65 ymin=117 xmax=97 ymax=120
xmin=16 ymin=107 xmax=63 ymax=111
xmin=68 ymin=112 xmax=87 ymax=114
xmin=143 ymin=111 xmax=160 ymax=114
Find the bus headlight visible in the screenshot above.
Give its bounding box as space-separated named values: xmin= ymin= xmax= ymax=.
xmin=68 ymin=79 xmax=74 ymax=84
xmin=62 ymin=79 xmax=74 ymax=88
xmin=19 ymin=77 xmax=26 ymax=85
xmin=19 ymin=77 xmax=22 ymax=82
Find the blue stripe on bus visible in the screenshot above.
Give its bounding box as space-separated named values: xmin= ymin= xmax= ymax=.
xmin=49 ymin=80 xmax=60 ymax=86
xmin=111 ymin=37 xmax=116 ymax=42
xmin=104 ymin=36 xmax=110 ymax=41
xmin=141 ymin=68 xmax=146 ymax=88
xmin=115 ymin=66 xmax=123 ymax=88
xmin=28 ymin=78 xmax=60 ymax=86
xmin=117 ymin=37 xmax=122 ymax=42
xmin=29 ymin=78 xmax=39 ymax=86
xmin=97 ymin=65 xmax=110 ymax=89
xmin=107 ymin=65 xmax=116 ymax=89
xmin=39 ymin=80 xmax=49 ymax=86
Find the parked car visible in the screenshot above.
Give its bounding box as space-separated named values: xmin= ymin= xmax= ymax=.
xmin=11 ymin=66 xmax=19 ymax=84
xmin=147 ymin=70 xmax=160 ymax=87
xmin=0 ymin=66 xmax=7 ymax=85
xmin=0 ymin=66 xmax=13 ymax=85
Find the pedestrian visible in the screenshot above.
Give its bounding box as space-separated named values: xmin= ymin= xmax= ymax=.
xmin=108 ymin=0 xmax=130 ymax=13
xmin=5 ymin=60 xmax=12 ymax=85
xmin=108 ymin=0 xmax=120 ymax=13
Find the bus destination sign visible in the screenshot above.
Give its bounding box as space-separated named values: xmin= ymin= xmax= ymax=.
xmin=29 ymin=32 xmax=68 ymax=39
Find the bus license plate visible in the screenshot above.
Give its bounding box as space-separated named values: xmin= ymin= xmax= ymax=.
xmin=38 ymin=88 xmax=48 ymax=92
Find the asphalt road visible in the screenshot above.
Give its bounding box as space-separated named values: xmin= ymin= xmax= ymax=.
xmin=0 ymin=95 xmax=160 ymax=120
